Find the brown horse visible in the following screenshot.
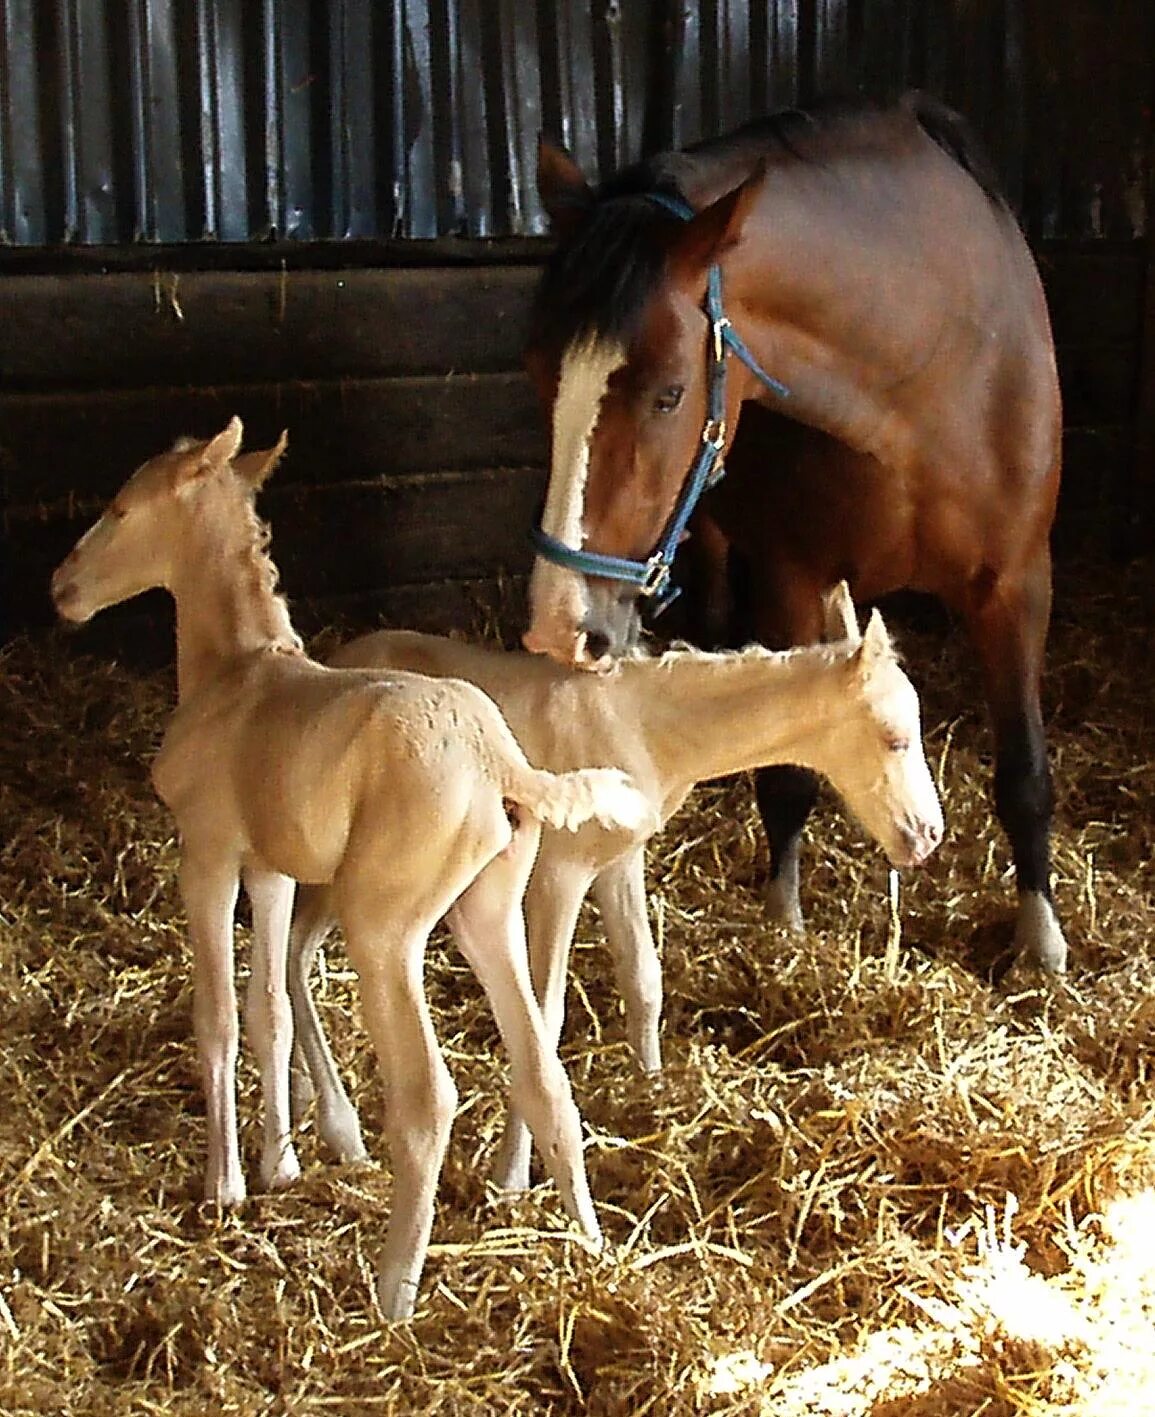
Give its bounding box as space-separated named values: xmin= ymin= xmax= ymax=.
xmin=522 ymin=93 xmax=1066 ymax=972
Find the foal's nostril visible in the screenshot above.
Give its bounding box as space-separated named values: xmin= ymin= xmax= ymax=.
xmin=584 ymin=629 xmax=612 ymax=660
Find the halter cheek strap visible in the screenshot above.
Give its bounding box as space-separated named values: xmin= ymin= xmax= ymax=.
xmin=530 ymin=189 xmax=790 ymax=613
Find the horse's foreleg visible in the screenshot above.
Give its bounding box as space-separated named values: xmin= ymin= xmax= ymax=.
xmin=178 ymin=850 xmax=244 ymax=1205
xmin=590 ymin=848 xmax=662 ymax=1073
xmin=968 ymin=555 xmax=1067 ymax=972
xmin=287 ymin=884 xmax=368 ymax=1164
xmin=448 ymin=823 xmax=600 ymax=1245
xmin=243 ymin=866 xmax=301 ymax=1191
xmin=738 ymin=558 xmax=827 ymax=930
xmin=755 ymin=765 xmax=821 ymax=931
xmin=490 ymin=857 xmax=592 ymax=1193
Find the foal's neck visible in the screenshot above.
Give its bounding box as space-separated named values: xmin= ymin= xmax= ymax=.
xmin=626 ymin=643 xmax=855 ymax=793
xmin=170 ymin=497 xmax=302 ymax=700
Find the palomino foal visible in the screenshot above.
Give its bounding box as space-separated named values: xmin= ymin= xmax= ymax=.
xmin=289 ymin=584 xmax=943 ymax=1192
xmin=50 ymin=418 xmax=654 ymax=1319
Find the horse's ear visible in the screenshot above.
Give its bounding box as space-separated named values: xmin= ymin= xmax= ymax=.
xmin=852 ymin=608 xmax=894 ymax=676
xmin=203 ymin=416 xmax=244 ymax=469
xmin=176 ymin=416 xmax=243 ymax=489
xmin=665 ymin=164 xmax=765 ymax=277
xmin=235 ymin=429 xmax=288 ymax=491
xmin=537 ymin=135 xmax=593 ymax=240
xmin=822 ymin=580 xmax=860 ymax=645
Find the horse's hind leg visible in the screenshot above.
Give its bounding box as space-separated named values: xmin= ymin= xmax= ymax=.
xmin=966 ymin=551 xmax=1067 ymax=972
xmin=286 ymin=883 xmax=368 ymax=1165
xmin=447 ymin=821 xmax=601 ymax=1246
xmin=341 ymin=911 xmax=458 ymax=1321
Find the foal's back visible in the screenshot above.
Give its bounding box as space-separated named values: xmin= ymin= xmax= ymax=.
xmin=153 ymin=651 xmax=514 ymax=887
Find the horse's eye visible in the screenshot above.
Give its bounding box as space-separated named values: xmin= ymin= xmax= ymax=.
xmin=886 ymin=736 xmax=910 ymax=754
xmin=109 ymin=503 xmax=128 ymax=521
xmin=653 ymin=384 xmax=684 ymax=414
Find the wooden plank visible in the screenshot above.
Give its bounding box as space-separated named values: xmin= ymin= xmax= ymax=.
xmin=0 ymin=373 xmax=547 ymax=505
xmin=1054 ymin=343 xmax=1137 ymax=428
xmin=4 ymin=466 xmax=546 ymax=630
xmin=1037 ymin=241 xmax=1146 ymax=347
xmin=0 ymin=265 xmax=539 ymax=389
xmin=264 ymin=470 xmax=545 ymax=595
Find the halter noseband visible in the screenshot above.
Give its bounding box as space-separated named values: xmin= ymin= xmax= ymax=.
xmin=531 ymin=190 xmax=790 ymax=613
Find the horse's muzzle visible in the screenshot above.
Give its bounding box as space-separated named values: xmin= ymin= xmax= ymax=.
xmin=891 ymin=815 xmax=944 ymax=868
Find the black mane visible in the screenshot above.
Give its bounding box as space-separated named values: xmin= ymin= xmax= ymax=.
xmin=531 ymin=93 xmax=1007 ymax=360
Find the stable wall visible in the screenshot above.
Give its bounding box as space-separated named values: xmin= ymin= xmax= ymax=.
xmin=1 ymin=237 xmax=1147 ymax=644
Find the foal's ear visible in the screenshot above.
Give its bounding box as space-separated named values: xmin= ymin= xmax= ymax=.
xmin=665 ymin=164 xmax=765 ymax=279
xmin=235 ymin=429 xmax=289 ymax=491
xmin=822 ymin=580 xmax=860 ymax=645
xmin=202 ymin=416 xmax=245 ymax=470
xmin=852 ymin=608 xmax=894 ymax=675
xmin=537 ymin=135 xmax=593 ymax=240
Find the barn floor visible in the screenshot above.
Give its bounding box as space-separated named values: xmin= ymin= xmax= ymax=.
xmin=1 ymin=552 xmax=1154 ymax=1415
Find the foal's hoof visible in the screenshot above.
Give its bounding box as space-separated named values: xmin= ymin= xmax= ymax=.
xmin=1014 ymin=891 xmax=1068 ymax=974
xmin=261 ymin=1144 xmax=303 ymax=1192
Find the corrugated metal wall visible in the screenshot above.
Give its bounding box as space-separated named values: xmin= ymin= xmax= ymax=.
xmin=0 ymin=0 xmax=1150 ymax=246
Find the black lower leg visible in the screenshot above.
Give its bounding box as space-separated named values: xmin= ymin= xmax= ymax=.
xmin=754 ymin=764 xmax=821 ymax=882
xmin=992 ymin=713 xmax=1055 ymax=898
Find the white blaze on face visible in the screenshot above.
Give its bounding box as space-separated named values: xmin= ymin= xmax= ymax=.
xmin=525 ymin=336 xmax=625 ymax=665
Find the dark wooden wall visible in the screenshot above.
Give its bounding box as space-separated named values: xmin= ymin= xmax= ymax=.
xmin=1 ymin=235 xmax=1148 ymax=644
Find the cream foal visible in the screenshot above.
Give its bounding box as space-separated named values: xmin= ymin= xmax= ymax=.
xmin=50 ymin=418 xmax=655 ymax=1319
xmin=289 ymin=585 xmax=943 ymax=1192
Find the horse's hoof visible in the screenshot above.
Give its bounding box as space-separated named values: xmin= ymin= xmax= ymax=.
xmin=764 ymin=876 xmax=805 ymax=933
xmin=204 ymin=1171 xmax=247 ymax=1208
xmin=1014 ymin=891 xmax=1068 ymax=974
xmin=261 ymin=1146 xmax=303 ymax=1192
xmin=318 ymin=1108 xmax=369 ymax=1166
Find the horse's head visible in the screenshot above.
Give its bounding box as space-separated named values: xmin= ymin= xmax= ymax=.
xmin=51 ymin=417 xmax=286 ymax=624
xmin=523 ymin=140 xmax=764 ymax=669
xmin=815 ymin=585 xmax=944 ymax=870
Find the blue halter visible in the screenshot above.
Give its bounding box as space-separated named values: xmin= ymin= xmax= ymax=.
xmin=531 ymin=190 xmax=790 ymax=613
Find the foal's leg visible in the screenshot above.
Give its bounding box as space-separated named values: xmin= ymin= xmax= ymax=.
xmin=966 ymin=551 xmax=1067 ymax=972
xmin=243 ymin=866 xmax=301 ymax=1190
xmin=590 ymin=848 xmax=662 ymax=1073
xmin=178 ymin=849 xmax=244 ymax=1205
xmin=447 ymin=824 xmax=601 ymax=1244
xmin=341 ymin=913 xmax=457 ymax=1321
xmin=286 ymin=884 xmax=367 ymax=1164
xmin=490 ymin=858 xmax=593 ymax=1193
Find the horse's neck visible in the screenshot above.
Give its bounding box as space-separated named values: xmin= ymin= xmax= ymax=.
xmin=170 ymin=510 xmax=301 ymax=700
xmin=627 ymin=644 xmax=854 ymax=793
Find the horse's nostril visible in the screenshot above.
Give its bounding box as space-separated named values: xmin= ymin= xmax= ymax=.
xmin=584 ymin=630 xmax=612 ymax=660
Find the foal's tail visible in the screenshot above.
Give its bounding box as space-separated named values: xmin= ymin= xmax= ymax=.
xmin=512 ymin=766 xmax=656 ymax=836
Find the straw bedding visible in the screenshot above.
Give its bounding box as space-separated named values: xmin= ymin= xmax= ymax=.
xmin=1 ymin=555 xmax=1153 ymax=1415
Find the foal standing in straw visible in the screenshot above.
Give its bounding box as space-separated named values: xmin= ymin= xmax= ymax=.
xmin=288 ymin=587 xmax=944 ymax=1194
xmin=50 ymin=417 xmax=654 ymax=1319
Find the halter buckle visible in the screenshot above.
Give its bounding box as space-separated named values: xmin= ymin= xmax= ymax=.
xmin=702 ymin=417 xmax=727 ymax=452
xmin=638 ymin=554 xmax=672 ymax=599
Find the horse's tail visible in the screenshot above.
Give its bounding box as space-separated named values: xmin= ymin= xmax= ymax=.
xmin=903 ymin=90 xmax=1007 ymax=208
xmin=509 ymin=765 xmax=656 ymax=836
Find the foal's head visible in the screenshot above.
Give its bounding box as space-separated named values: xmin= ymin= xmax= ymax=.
xmin=814 ymin=585 xmax=943 ymax=869
xmin=52 ymin=417 xmax=287 ymax=624
xmin=525 ymin=140 xmax=764 ymax=668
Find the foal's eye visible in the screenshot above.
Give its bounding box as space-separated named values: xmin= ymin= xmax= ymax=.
xmin=653 ymin=384 xmax=684 ymax=414
xmin=108 ymin=503 xmax=128 ymax=521
xmin=886 ymin=736 xmax=910 ymax=754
